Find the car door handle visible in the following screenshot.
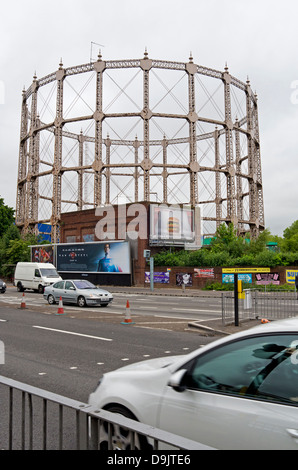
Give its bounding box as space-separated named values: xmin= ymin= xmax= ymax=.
xmin=287 ymin=428 xmax=298 ymax=440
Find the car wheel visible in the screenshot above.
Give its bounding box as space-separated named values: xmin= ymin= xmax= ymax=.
xmin=99 ymin=406 xmax=151 ymax=450
xmin=47 ymin=294 xmax=56 ymax=305
xmin=101 ymin=303 xmax=108 ymax=307
xmin=77 ymin=296 xmax=86 ymax=307
xmin=17 ymin=282 xmax=24 ymax=292
xmin=38 ymin=284 xmax=44 ymax=294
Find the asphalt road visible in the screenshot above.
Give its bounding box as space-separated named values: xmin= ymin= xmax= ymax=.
xmin=0 ymin=289 xmax=218 ymax=403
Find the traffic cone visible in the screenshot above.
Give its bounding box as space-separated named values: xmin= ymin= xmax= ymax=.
xmin=261 ymin=318 xmax=270 ymax=323
xmin=55 ymin=296 xmax=65 ymax=315
xmin=19 ymin=293 xmax=27 ymax=309
xmin=121 ymin=300 xmax=135 ymax=325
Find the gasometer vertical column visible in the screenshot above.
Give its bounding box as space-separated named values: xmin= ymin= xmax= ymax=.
xmin=93 ymin=52 xmax=106 ymax=207
xmin=140 ymin=49 xmax=153 ymax=201
xmin=51 ymin=60 xmax=65 ymax=244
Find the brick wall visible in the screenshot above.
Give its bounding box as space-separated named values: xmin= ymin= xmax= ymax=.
xmin=60 ymin=207 xmax=295 ymax=288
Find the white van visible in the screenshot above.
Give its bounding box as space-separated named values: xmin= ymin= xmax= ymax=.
xmin=14 ymin=262 xmax=62 ymax=293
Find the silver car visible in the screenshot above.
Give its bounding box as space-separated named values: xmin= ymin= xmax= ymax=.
xmin=43 ymin=279 xmax=113 ymax=307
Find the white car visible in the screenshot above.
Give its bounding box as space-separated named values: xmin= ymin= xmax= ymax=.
xmin=43 ymin=279 xmax=113 ymax=307
xmin=89 ymin=317 xmax=298 ymax=450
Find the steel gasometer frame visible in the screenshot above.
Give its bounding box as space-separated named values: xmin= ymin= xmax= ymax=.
xmin=16 ymin=50 xmax=264 ymax=243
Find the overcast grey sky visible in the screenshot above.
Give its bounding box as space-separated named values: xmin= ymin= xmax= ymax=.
xmin=1 ymin=0 xmax=298 ymax=236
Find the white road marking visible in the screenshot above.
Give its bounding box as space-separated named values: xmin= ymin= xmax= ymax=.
xmin=32 ymin=325 xmax=113 ymax=342
xmin=172 ymin=308 xmax=220 ymax=313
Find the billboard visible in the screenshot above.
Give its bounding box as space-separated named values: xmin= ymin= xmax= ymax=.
xmin=31 ymin=245 xmax=54 ymax=264
xmin=145 ymin=272 xmax=170 ymax=284
xmin=286 ymin=270 xmax=298 ymax=284
xmin=149 ymin=204 xmax=195 ymax=245
xmin=57 ymin=241 xmax=131 ymax=274
xmin=222 ymin=273 xmax=252 ymax=284
xmin=255 ymin=273 xmax=280 ymax=285
xmin=176 ymin=273 xmax=193 ymax=286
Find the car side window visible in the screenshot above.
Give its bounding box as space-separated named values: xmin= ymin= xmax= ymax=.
xmin=185 ymin=334 xmax=298 ymax=406
xmin=65 ymin=281 xmax=75 ymax=290
xmin=34 ymin=269 xmax=41 ymax=277
xmin=53 ymin=281 xmax=64 ymax=289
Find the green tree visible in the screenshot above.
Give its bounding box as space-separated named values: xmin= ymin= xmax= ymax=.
xmin=210 ymin=223 xmax=246 ymax=258
xmin=283 ymin=220 xmax=298 ymax=240
xmin=0 ymin=223 xmax=20 ymax=275
xmin=248 ymin=228 xmax=272 ymax=254
xmin=0 ymin=197 xmax=15 ymax=238
xmin=279 ymin=221 xmax=298 ymax=252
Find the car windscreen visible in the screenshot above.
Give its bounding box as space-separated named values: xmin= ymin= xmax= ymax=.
xmin=40 ymin=269 xmax=59 ymax=277
xmin=73 ymin=280 xmax=96 ymax=289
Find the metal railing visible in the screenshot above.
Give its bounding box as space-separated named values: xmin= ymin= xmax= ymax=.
xmin=222 ymin=289 xmax=298 ymax=325
xmin=0 ymin=375 xmax=214 ymax=450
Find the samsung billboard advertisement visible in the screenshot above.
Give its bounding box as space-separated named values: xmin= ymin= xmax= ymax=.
xmin=56 ymin=241 xmax=131 ymax=274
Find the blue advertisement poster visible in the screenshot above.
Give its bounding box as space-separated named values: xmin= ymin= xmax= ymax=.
xmin=145 ymin=272 xmax=170 ymax=283
xmin=57 ymin=242 xmax=131 ymax=274
xmin=222 ymin=273 xmax=252 ymax=284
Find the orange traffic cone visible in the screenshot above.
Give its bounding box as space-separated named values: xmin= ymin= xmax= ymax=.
xmin=19 ymin=292 xmax=27 ymax=309
xmin=121 ymin=300 xmax=135 ymax=325
xmin=261 ymin=318 xmax=270 ymax=323
xmin=55 ymin=296 xmax=65 ymax=315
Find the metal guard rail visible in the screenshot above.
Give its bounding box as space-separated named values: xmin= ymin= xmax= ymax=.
xmin=0 ymin=375 xmax=214 ymax=450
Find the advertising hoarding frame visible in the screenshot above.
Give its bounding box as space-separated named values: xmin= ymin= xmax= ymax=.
xmin=56 ymin=241 xmax=131 ymax=274
xmin=149 ymin=204 xmax=195 ymax=247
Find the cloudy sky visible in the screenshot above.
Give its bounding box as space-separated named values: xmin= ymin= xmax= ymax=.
xmin=1 ymin=0 xmax=298 ymax=236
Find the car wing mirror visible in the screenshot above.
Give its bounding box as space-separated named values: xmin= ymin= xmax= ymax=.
xmin=168 ymin=369 xmax=188 ymax=393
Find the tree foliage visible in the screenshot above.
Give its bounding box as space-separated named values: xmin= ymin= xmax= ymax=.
xmin=0 ymin=197 xmax=42 ymax=277
xmin=0 ymin=197 xmax=14 ymax=238
xmin=153 ymin=222 xmax=298 ymax=268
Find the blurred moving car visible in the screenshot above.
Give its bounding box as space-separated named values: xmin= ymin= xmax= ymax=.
xmin=89 ymin=317 xmax=298 ymax=450
xmin=0 ymin=279 xmax=6 ymax=293
xmin=43 ymin=279 xmax=113 ymax=307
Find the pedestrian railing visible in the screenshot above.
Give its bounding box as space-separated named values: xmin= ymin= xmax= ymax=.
xmin=222 ymin=289 xmax=298 ymax=325
xmin=0 ymin=375 xmax=214 ymax=450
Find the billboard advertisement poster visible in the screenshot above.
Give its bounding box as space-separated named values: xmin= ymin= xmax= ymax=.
xmin=222 ymin=267 xmax=270 ymax=274
xmin=31 ymin=245 xmax=54 ymax=264
xmin=194 ymin=268 xmax=214 ymax=278
xmin=176 ymin=273 xmax=193 ymax=286
xmin=222 ymin=273 xmax=252 ymax=284
xmin=145 ymin=272 xmax=170 ymax=284
xmin=286 ymin=270 xmax=298 ymax=284
xmin=57 ymin=242 xmax=131 ymax=274
xmin=149 ymin=204 xmax=194 ymax=244
xmin=255 ymin=273 xmax=280 ymax=285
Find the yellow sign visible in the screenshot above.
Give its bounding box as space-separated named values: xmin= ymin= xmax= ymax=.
xmin=222 ymin=268 xmax=271 ymax=274
xmin=286 ymin=270 xmax=298 ymax=284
